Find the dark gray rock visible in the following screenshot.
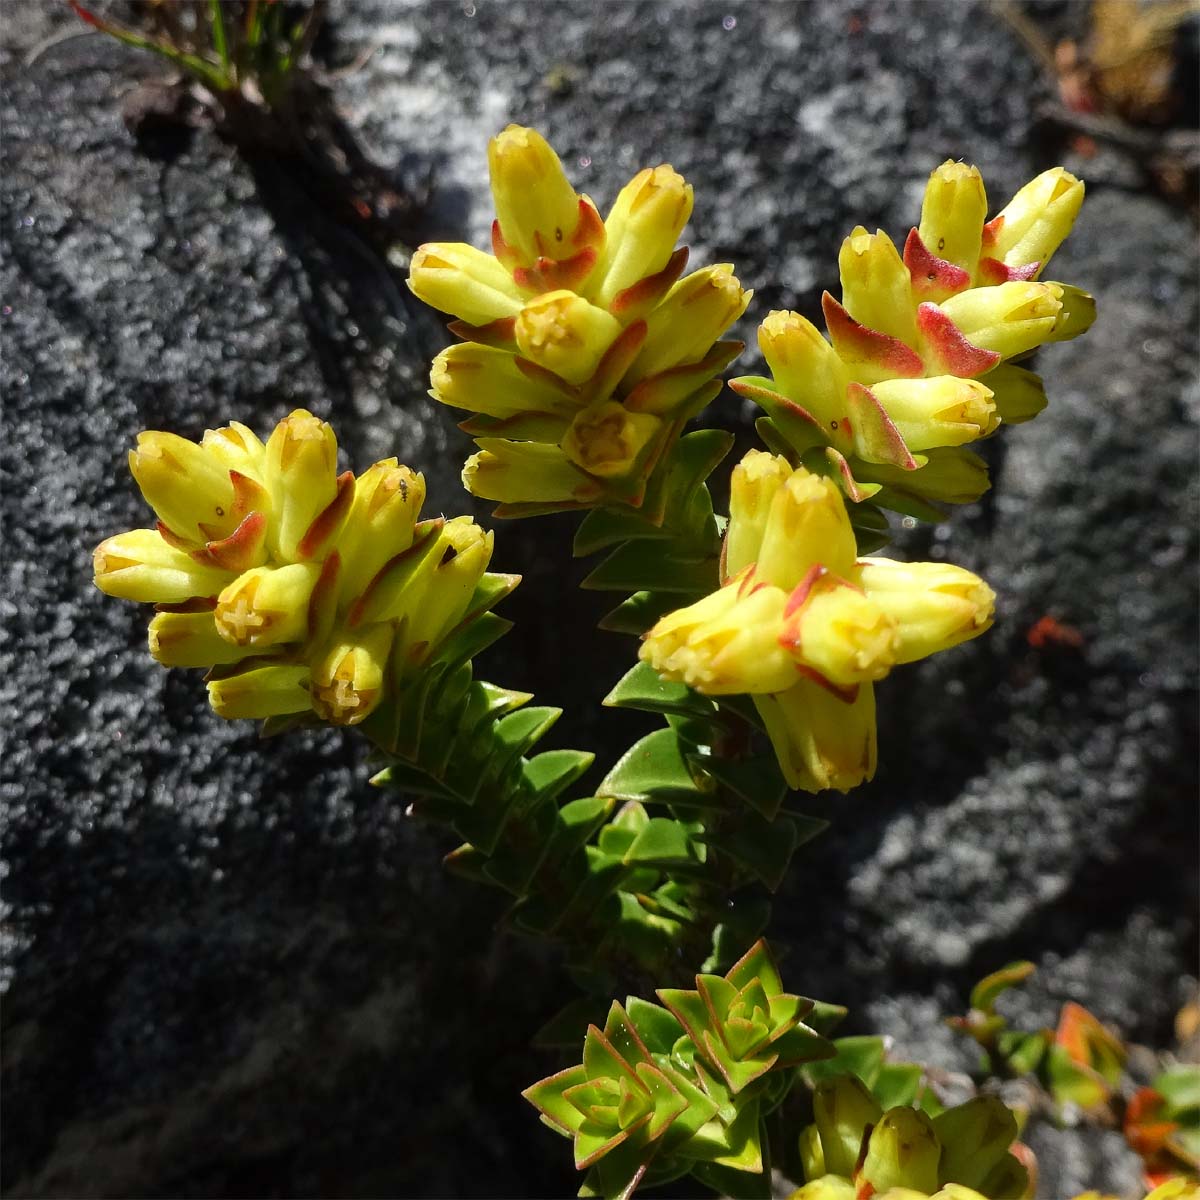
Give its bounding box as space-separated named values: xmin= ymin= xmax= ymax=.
xmin=2 ymin=1 xmax=1195 ymax=1196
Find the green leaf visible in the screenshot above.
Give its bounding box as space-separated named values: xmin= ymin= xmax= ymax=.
xmin=697 ymin=754 xmax=788 ymax=820
xmin=804 ymin=1000 xmax=849 ymax=1037
xmin=598 ymin=590 xmax=680 ymax=635
xmin=625 ymin=998 xmax=685 ymax=1054
xmin=525 ymin=749 xmax=596 ymax=801
xmin=598 ymin=729 xmax=715 ymax=806
xmin=706 ymin=812 xmax=804 ymax=891
xmin=574 ymin=506 xmax=674 ymax=557
xmin=624 ymin=818 xmax=703 ymax=867
xmin=1155 ymin=1065 xmax=1200 ymax=1115
xmin=604 ymin=662 xmax=719 ymax=723
xmin=872 ymin=1062 xmax=925 ymax=1109
xmin=970 ymin=961 xmax=1036 ymax=1014
xmin=582 ymin=541 xmax=718 ymax=594
xmin=522 ymin=1064 xmax=590 ymax=1135
xmin=805 ymin=1036 xmax=887 ymax=1088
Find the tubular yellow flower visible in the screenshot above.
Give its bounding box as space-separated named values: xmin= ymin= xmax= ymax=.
xmin=853 ymin=557 xmax=995 ymax=663
xmin=838 ymin=227 xmax=917 ymax=346
xmin=813 ymin=1076 xmax=882 ymax=1177
xmin=263 ymin=409 xmax=339 ymax=561
xmin=984 ymin=167 xmax=1085 ymax=276
xmin=93 ymin=529 xmax=235 ymax=603
xmin=514 ymin=290 xmax=622 ymax=385
xmin=851 ymin=447 xmax=991 ymax=506
xmin=640 ymin=574 xmax=798 ymax=695
xmin=488 ymin=125 xmax=593 ymax=266
xmin=755 ymin=469 xmax=858 ymax=589
xmin=918 ymin=161 xmax=988 ymax=276
xmin=936 ymin=280 xmax=1062 ymax=360
xmin=462 ymin=441 xmax=604 ymax=505
xmin=780 ymin=574 xmax=898 ymax=686
xmin=869 ymin=376 xmax=999 ymax=451
xmin=754 ymin=676 xmax=877 ymax=794
xmin=592 ymin=164 xmax=693 ymax=309
xmin=207 ymin=663 xmax=312 ymax=720
xmin=429 ymin=342 xmax=579 ymax=420
xmin=311 ymin=623 xmax=394 ymax=726
xmin=214 ymin=562 xmax=321 ymax=649
xmin=128 ymin=430 xmax=239 ymax=545
xmin=408 ymin=242 xmax=526 ymax=326
xmin=335 ymin=460 xmax=425 ymax=602
xmin=984 ymin=363 xmax=1048 ymax=424
xmin=723 ymin=449 xmax=793 ymax=581
xmin=860 ymin=1108 xmax=941 ymax=1195
xmin=629 ymin=264 xmax=749 ymax=379
xmin=560 ymin=402 xmax=661 ymax=479
xmin=148 ymin=607 xmax=264 ymax=668
xmin=757 ymin=309 xmax=851 ymax=426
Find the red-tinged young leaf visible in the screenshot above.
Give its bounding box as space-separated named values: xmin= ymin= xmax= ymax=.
xmin=191 ymin=510 xmax=268 ymax=572
xmin=610 ymin=246 xmax=690 ymax=321
xmin=346 ymin=519 xmax=444 ymax=628
xmin=624 ymin=340 xmax=742 ymax=416
xmin=916 ymin=302 xmax=1003 ymax=377
xmin=845 ymin=382 xmax=919 ymax=470
xmin=822 ymin=291 xmax=924 ymax=378
xmin=820 ymin=447 xmax=884 ymax=504
xmin=491 ymin=219 xmax=521 ymax=272
xmin=1124 ymin=1087 xmax=1177 ymax=1159
xmin=904 ymin=227 xmax=972 ymax=302
xmin=447 ymin=315 xmax=518 ymax=349
xmin=725 ymin=937 xmax=783 ymax=997
xmin=229 ymin=469 xmax=270 ymax=520
xmin=307 ymin=550 xmax=340 ymax=644
xmin=730 ymin=376 xmax=835 ymax=456
xmin=571 ymin=196 xmax=607 ymax=251
xmin=297 ymin=470 xmax=354 ymax=559
xmin=523 ymin=1064 xmax=591 ymax=1135
xmin=512 ymin=246 xmax=599 ymax=293
xmin=1055 ymin=1001 xmax=1126 ymax=1084
xmin=582 ymin=319 xmax=648 ymax=406
xmin=978 ymin=256 xmax=1040 ymax=284
xmin=969 ymin=960 xmax=1036 ymax=1013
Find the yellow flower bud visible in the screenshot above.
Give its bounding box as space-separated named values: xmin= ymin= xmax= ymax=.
xmin=214 ymin=563 xmax=321 ymax=648
xmin=591 ymin=164 xmax=693 ymax=308
xmin=724 ymin=450 xmax=793 ymax=582
xmin=629 ymin=264 xmax=749 ymax=379
xmin=780 ymin=574 xmax=898 ymax=687
xmin=561 ymin=402 xmax=662 ymax=479
xmin=853 ymin=557 xmax=994 ymax=663
xmin=128 ymin=430 xmax=238 ymax=545
xmin=860 ymin=1108 xmax=940 ymax=1194
xmin=311 ymin=623 xmax=394 ymax=725
xmin=918 ymin=160 xmax=988 ymax=274
xmin=757 ymin=310 xmax=850 ymax=426
xmin=985 ymin=167 xmax=1084 ymax=276
xmin=869 ymin=376 xmax=999 ymax=451
xmin=199 ymin=421 xmax=268 ymax=482
xmin=1144 ymin=1180 xmax=1200 ymax=1200
xmin=936 ymin=281 xmax=1062 ymax=360
xmin=754 ymin=675 xmax=877 ymax=794
xmin=462 ymin=441 xmax=604 ymax=505
xmin=788 ymin=1177 xmax=857 ymax=1200
xmin=797 ymin=1122 xmax=826 ymax=1181
xmin=1045 ymin=284 xmax=1096 ymax=343
xmin=93 ymin=529 xmax=234 ymax=604
xmin=407 ymin=242 xmax=525 ymax=326
xmin=813 ymin=1075 xmax=882 ymax=1176
xmin=148 ymin=608 xmax=264 ymax=668
xmin=429 ymin=342 xmax=579 ymax=420
xmin=755 ymin=469 xmax=858 ymax=590
xmin=336 ymin=460 xmax=425 ymax=604
xmin=398 ymin=517 xmax=495 ymax=661
xmin=984 ymin=364 xmax=1047 ymax=425
xmin=514 ymin=290 xmax=622 ymax=385
xmin=207 ymin=663 xmax=312 ymax=720
xmin=933 ymin=1096 xmax=1018 ymax=1190
xmin=488 ymin=125 xmax=586 ymax=265
xmin=852 ymin=446 xmax=990 ymax=506
xmin=640 ymin=577 xmax=798 ymax=695
xmin=263 ymin=409 xmax=339 ymax=561
xmin=838 ymin=227 xmax=917 ymax=346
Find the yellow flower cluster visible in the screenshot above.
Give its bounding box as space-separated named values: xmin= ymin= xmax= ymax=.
xmin=789 ymin=1078 xmax=1028 ymax=1200
xmin=408 ymin=125 xmax=750 ymax=513
xmin=640 ymin=451 xmax=994 ymax=792
xmin=734 ymin=162 xmax=1092 ymax=513
xmin=93 ymin=410 xmax=497 ymax=725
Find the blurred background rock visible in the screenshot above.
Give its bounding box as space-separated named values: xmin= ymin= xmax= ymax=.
xmin=2 ymin=1 xmax=1196 ymax=1195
